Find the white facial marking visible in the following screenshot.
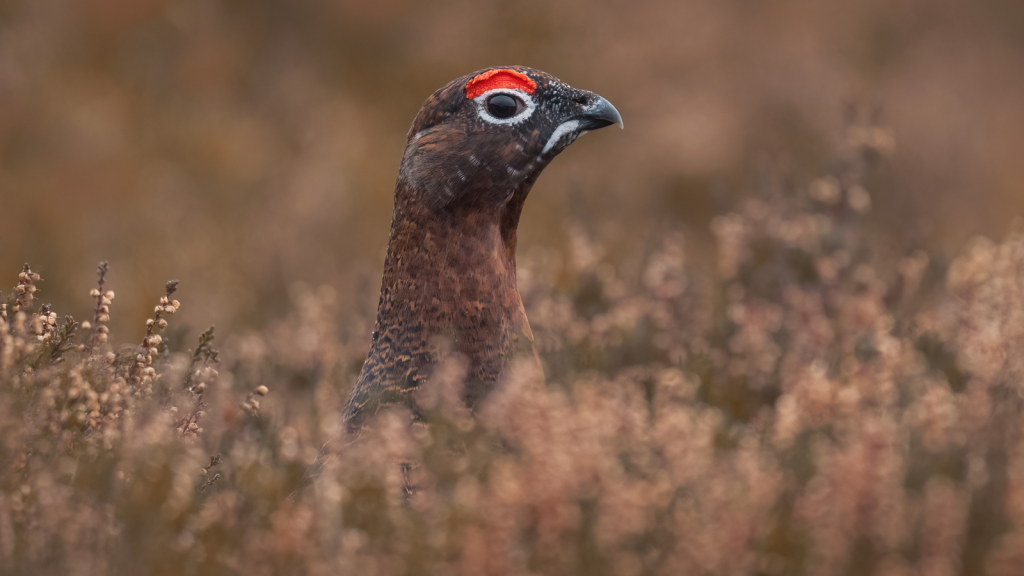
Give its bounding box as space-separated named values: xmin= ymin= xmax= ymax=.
xmin=474 ymin=88 xmax=536 ymax=126
xmin=541 ymin=119 xmax=580 ymax=155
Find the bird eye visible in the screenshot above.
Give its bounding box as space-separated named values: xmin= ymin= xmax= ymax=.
xmin=486 ymin=94 xmax=522 ymax=119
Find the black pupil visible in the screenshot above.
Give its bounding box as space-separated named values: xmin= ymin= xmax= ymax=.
xmin=486 ymin=94 xmax=520 ymax=119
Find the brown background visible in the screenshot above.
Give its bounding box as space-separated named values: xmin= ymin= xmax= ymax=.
xmin=3 ymin=0 xmax=1024 ymax=338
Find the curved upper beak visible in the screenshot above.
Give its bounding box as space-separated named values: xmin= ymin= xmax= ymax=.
xmin=578 ymin=96 xmax=624 ymax=131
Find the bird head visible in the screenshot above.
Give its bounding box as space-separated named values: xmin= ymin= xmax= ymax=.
xmin=398 ymin=66 xmax=623 ymax=212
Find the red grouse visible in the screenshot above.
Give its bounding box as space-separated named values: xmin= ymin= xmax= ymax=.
xmin=343 ymin=66 xmax=622 ymax=432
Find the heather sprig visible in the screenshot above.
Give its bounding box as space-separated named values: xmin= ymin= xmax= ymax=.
xmin=13 ymin=263 xmax=39 ymax=312
xmin=82 ymin=261 xmax=112 ymax=353
xmin=127 ymin=279 xmax=179 ymax=393
xmin=183 ymin=325 xmax=219 ymax=395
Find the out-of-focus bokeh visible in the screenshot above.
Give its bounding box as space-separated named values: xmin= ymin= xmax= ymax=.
xmin=4 ymin=0 xmax=1024 ymax=336
xmin=7 ymin=4 xmax=1024 ymax=574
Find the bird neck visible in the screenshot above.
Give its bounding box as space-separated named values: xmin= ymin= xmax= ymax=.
xmin=380 ymin=187 xmax=522 ymax=319
xmin=382 ymin=179 xmax=533 ymax=294
xmin=363 ymin=180 xmax=537 ymax=407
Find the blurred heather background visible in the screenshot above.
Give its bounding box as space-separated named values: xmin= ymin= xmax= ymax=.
xmin=4 ymin=0 xmax=1024 ymax=338
xmin=8 ymin=3 xmax=1024 ymax=575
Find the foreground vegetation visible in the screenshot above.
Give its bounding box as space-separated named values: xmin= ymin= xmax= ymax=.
xmin=2 ymin=124 xmax=1023 ymax=576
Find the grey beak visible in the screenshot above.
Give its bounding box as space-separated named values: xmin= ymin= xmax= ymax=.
xmin=578 ymin=96 xmax=624 ymax=130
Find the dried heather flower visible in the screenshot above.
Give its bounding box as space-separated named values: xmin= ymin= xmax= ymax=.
xmin=32 ymin=303 xmax=57 ymax=342
xmin=86 ymin=262 xmax=112 ymax=352
xmin=128 ymin=279 xmax=180 ymax=393
xmin=13 ymin=264 xmax=40 ymax=312
xmin=184 ymin=326 xmax=219 ymax=396
xmin=242 ymin=385 xmax=270 ymax=415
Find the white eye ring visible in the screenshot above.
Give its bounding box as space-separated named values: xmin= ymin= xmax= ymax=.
xmin=474 ymin=88 xmax=536 ymax=125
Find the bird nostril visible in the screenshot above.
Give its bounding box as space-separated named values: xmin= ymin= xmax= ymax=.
xmin=572 ymin=94 xmax=589 ymax=105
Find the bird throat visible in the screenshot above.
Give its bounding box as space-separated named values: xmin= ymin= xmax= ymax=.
xmin=355 ymin=179 xmax=538 ymax=421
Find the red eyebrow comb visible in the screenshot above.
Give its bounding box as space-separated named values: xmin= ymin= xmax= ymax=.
xmin=465 ymin=69 xmax=537 ymax=99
